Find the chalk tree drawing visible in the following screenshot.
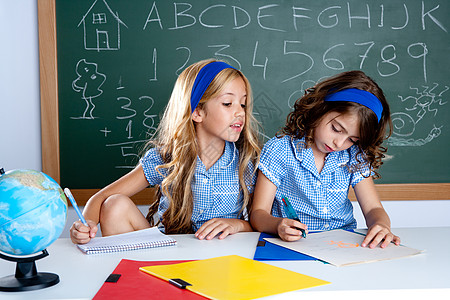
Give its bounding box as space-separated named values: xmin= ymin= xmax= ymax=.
xmin=388 ymin=83 xmax=448 ymax=146
xmin=78 ymin=0 xmax=127 ymax=51
xmin=72 ymin=59 xmax=106 ymax=119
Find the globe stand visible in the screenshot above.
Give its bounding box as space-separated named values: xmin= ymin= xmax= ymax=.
xmin=0 ymin=249 xmax=59 ymax=292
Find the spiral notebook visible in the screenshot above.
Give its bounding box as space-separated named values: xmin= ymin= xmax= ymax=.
xmin=77 ymin=227 xmax=177 ymax=254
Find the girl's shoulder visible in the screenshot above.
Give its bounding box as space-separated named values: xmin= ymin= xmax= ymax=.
xmin=263 ymin=134 xmax=306 ymax=152
xmin=261 ymin=135 xmax=306 ymax=161
xmin=140 ymin=147 xmax=164 ymax=165
xmin=263 ymin=134 xmax=293 ymax=149
xmin=342 ymin=145 xmax=372 ymax=176
xmin=347 ymin=145 xmax=368 ymax=164
xmin=139 ymin=147 xmax=168 ymax=184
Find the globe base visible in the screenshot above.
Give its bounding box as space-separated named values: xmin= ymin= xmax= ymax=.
xmin=0 ymin=272 xmax=59 ymax=292
xmin=0 ymin=249 xmax=60 ymax=292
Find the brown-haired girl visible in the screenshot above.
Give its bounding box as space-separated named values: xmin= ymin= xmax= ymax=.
xmin=251 ymin=70 xmax=400 ymax=249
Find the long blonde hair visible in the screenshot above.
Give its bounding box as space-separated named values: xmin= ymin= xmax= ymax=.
xmin=145 ymin=59 xmax=261 ymax=234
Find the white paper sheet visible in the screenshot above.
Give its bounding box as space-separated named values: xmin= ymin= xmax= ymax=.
xmin=265 ymin=229 xmax=423 ymax=266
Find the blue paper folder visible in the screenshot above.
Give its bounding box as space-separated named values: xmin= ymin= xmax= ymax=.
xmin=253 ymin=232 xmax=316 ymax=261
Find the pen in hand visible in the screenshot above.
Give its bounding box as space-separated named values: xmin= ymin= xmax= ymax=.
xmin=64 ymin=188 xmax=88 ymax=227
xmin=282 ymin=196 xmax=307 ymax=238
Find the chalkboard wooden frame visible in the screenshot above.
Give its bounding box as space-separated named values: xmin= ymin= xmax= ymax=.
xmin=38 ymin=0 xmax=449 ymax=205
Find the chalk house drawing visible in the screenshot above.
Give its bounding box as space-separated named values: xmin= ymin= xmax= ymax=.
xmin=72 ymin=59 xmax=106 ymax=119
xmin=78 ymin=0 xmax=127 ymax=51
xmin=388 ymin=83 xmax=448 ymax=147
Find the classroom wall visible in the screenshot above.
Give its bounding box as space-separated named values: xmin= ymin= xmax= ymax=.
xmin=2 ymin=1 xmax=449 ymax=239
xmin=1 ymin=0 xmax=41 ymax=172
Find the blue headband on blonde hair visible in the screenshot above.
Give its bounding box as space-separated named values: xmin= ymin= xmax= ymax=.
xmin=190 ymin=61 xmax=236 ymax=113
xmin=324 ymin=88 xmax=383 ymax=122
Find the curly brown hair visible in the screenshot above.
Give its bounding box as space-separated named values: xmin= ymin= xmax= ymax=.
xmin=281 ymin=70 xmax=392 ymax=179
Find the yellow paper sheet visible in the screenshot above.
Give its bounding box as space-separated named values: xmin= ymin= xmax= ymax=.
xmin=140 ymin=255 xmax=329 ymax=300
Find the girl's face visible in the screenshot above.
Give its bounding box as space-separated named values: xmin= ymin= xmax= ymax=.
xmin=311 ymin=111 xmax=360 ymax=156
xmin=194 ymin=77 xmax=247 ymax=144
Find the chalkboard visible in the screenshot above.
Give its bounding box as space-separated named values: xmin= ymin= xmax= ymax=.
xmin=39 ymin=0 xmax=450 ymax=201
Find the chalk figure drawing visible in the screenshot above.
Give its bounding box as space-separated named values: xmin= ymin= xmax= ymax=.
xmin=389 ymin=83 xmax=448 ymax=147
xmin=72 ymin=59 xmax=107 ymax=119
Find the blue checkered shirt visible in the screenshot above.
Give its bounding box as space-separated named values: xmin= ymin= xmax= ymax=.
xmin=259 ymin=135 xmax=371 ymax=230
xmin=140 ymin=141 xmax=256 ymax=232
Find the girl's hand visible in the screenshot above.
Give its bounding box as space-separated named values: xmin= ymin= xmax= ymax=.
xmin=362 ymin=224 xmax=401 ymax=249
xmin=69 ymin=220 xmax=98 ymax=244
xmin=195 ymin=218 xmax=248 ymax=240
xmin=277 ymin=218 xmax=307 ymax=242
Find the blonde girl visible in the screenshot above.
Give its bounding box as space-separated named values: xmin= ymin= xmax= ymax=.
xmin=70 ymin=59 xmax=260 ymax=243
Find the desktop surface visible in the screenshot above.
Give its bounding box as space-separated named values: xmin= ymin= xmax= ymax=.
xmin=0 ymin=227 xmax=449 ymax=299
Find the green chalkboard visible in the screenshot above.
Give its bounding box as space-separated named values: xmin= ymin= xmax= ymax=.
xmin=55 ymin=0 xmax=450 ymax=188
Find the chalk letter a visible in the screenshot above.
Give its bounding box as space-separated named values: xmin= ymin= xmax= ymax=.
xmin=143 ymin=2 xmax=163 ymax=30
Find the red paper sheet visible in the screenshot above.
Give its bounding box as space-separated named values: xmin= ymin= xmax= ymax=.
xmin=93 ymin=259 xmax=206 ymax=299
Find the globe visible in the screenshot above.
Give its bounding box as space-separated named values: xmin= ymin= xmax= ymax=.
xmin=0 ymin=169 xmax=68 ymax=256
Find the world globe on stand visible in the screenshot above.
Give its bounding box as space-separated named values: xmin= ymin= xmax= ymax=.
xmin=0 ymin=168 xmax=68 ymax=292
xmin=0 ymin=169 xmax=68 ymax=255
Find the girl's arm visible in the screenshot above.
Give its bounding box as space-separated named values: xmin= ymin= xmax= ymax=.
xmin=354 ymin=176 xmax=401 ymax=248
xmin=250 ymin=171 xmax=306 ymax=241
xmin=70 ymin=165 xmax=149 ymax=243
xmin=83 ymin=165 xmax=149 ymax=223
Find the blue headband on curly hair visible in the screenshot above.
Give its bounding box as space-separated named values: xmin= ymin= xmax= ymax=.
xmin=190 ymin=61 xmax=236 ymax=113
xmin=324 ymin=88 xmax=383 ymax=122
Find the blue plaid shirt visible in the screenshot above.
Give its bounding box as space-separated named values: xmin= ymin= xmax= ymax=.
xmin=259 ymin=135 xmax=371 ymax=230
xmin=140 ymin=141 xmax=256 ymax=232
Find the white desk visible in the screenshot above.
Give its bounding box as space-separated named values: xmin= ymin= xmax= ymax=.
xmin=1 ymin=227 xmax=449 ymax=299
